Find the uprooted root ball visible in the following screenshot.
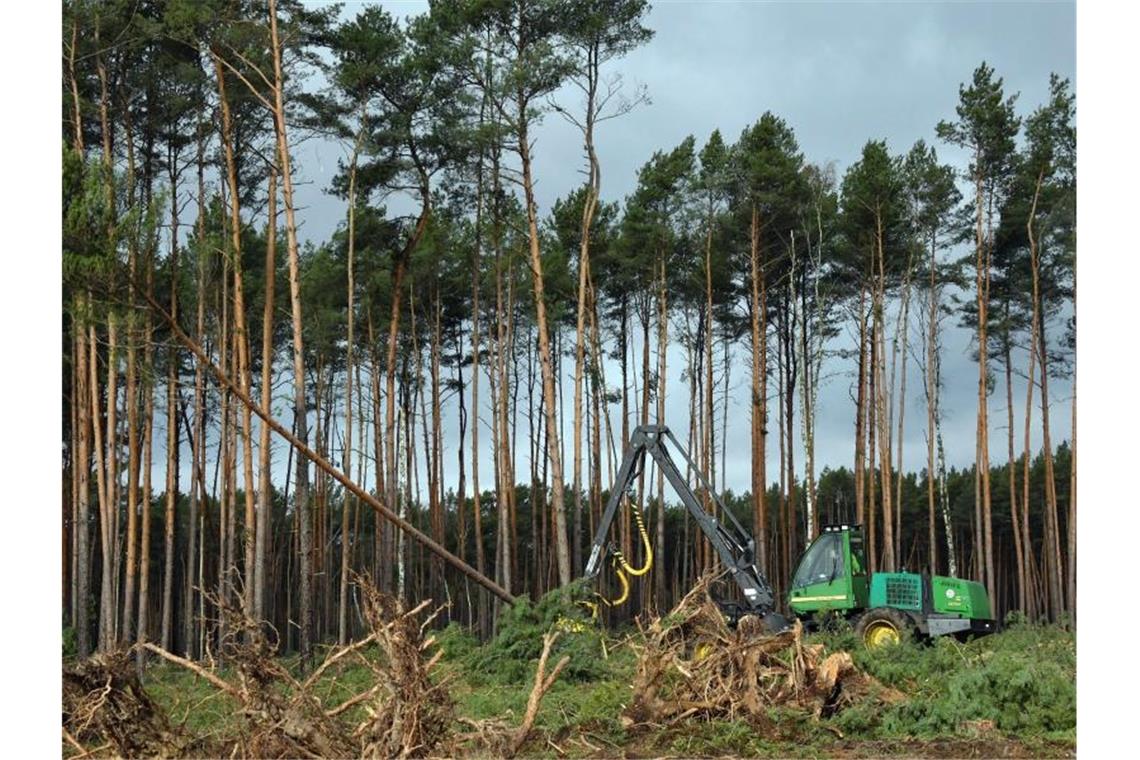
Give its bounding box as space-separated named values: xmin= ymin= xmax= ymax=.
xmin=351 ymin=576 xmax=455 ymax=758
xmin=623 ymin=576 xmax=903 ymax=728
xmin=62 ymin=650 xmax=189 ymax=757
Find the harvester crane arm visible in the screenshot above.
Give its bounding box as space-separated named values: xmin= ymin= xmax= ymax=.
xmin=584 ymin=425 xmax=788 ymax=630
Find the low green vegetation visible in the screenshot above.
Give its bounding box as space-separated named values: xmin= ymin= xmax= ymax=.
xmin=134 ymin=617 xmax=1074 ymax=757
xmin=814 ymin=620 xmax=1075 ymax=743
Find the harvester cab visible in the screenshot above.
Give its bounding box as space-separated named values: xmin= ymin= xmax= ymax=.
xmin=788 ymin=524 xmax=998 ymax=647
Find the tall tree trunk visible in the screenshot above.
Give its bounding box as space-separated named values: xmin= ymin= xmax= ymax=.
xmin=256 ymin=168 xmax=277 ymax=625
xmin=1026 ymin=171 xmax=1063 ymax=621
xmin=136 ymin=233 xmax=157 ymax=668
xmin=749 ymin=204 xmax=768 ymax=573
xmin=269 ymin=0 xmax=311 ymax=663
xmin=704 ymin=211 xmax=716 ymax=541
xmin=1004 ymin=332 xmax=1025 ymax=614
xmin=854 ymin=285 xmax=868 ymax=529
xmin=571 ymin=83 xmax=600 ymax=581
xmin=517 ymin=114 xmax=571 ymax=586
xmin=893 ymin=253 xmax=915 ymax=566
xmin=874 ymin=217 xmax=895 ymax=572
xmin=160 ymin=230 xmax=180 ymax=654
xmin=214 ymin=54 xmax=258 ymax=620
xmin=76 ymin=317 xmax=91 ymax=657
xmin=217 ymin=251 xmax=233 ymax=654
xmin=123 ymin=320 xmax=139 ymax=645
xmin=338 ymin=138 xmax=361 ymax=645
xmin=924 ymin=236 xmax=938 ymax=575
xmin=121 ymin=112 xmax=141 ymax=645
xmin=867 ymin=327 xmax=878 ymax=574
xmin=1021 ymin=308 xmax=1038 ymax=619
xmin=471 ymin=170 xmax=487 ymax=637
xmin=974 ymin=166 xmax=995 ymax=603
xmin=91 ymin=320 xmax=113 ymax=652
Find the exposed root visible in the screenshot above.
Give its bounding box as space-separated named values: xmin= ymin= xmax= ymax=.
xmin=62 ymin=649 xmax=188 ymax=757
xmin=351 ymin=574 xmax=455 ymax=758
xmin=623 ymin=574 xmax=902 ymax=729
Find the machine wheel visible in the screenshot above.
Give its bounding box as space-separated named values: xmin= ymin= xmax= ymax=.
xmin=855 ymin=607 xmax=912 ymax=648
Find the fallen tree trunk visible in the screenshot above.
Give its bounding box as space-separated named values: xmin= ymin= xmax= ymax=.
xmin=137 ymin=285 xmax=515 ymax=606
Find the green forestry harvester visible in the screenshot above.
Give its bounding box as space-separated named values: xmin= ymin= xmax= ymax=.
xmin=583 ymin=425 xmax=996 ymax=647
xmin=787 ymin=523 xmax=995 ymax=646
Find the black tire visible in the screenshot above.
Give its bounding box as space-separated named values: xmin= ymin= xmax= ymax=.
xmin=854 ymin=607 xmax=914 ymax=648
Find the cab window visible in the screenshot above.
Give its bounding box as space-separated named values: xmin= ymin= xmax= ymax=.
xmin=791 ymin=533 xmax=845 ymax=589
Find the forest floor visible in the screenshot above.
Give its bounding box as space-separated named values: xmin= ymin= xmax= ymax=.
xmin=62 ymin=586 xmax=1076 ymax=758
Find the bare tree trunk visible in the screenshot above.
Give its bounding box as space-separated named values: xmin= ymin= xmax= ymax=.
xmin=269 ymin=0 xmax=311 ymax=662
xmin=872 ymin=215 xmax=895 ymax=573
xmin=1027 ymin=188 xmax=1063 ymax=621
xmin=338 ymin=138 xmax=361 ymax=645
xmin=123 ymin=316 xmax=139 ymax=644
xmin=893 ymin=252 xmax=915 ymax=566
xmin=867 ymin=328 xmax=878 ymax=574
xmin=160 ymin=276 xmax=179 ymax=652
xmin=136 ymin=235 xmax=157 ymax=667
xmin=517 ymin=114 xmax=571 ymax=586
xmin=973 ymin=167 xmax=995 ymax=602
xmin=749 ymin=204 xmax=768 ymax=573
xmin=471 ymin=175 xmax=487 ymax=637
xmin=120 ymin=114 xmax=141 ymax=644
xmin=924 ymin=237 xmax=938 ymax=575
xmin=90 ymin=320 xmax=113 ymax=652
xmin=255 ymin=168 xmax=277 ymax=626
xmin=1004 ymin=335 xmax=1025 ymax=614
xmin=571 ymin=68 xmax=601 ymax=580
xmin=215 ymin=55 xmax=258 ymax=621
xmin=703 ymin=207 xmax=716 ymax=553
xmin=217 ymin=252 xmax=233 ymax=654
xmin=180 ymin=120 xmax=207 ymax=658
xmin=1021 ymin=312 xmax=1038 ymax=619
xmin=76 ymin=317 xmax=92 ymax=657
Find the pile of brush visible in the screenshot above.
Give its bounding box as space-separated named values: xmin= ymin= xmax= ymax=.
xmin=623 ymin=576 xmax=902 ymax=729
xmin=63 ymin=577 xmax=459 ymax=759
xmin=61 ymin=575 xmax=577 ymax=759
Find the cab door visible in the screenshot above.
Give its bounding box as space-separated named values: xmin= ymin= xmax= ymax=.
xmin=788 ymin=531 xmax=855 ymax=616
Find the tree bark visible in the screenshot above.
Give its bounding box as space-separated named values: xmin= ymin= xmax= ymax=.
xmin=854 ymin=285 xmax=868 ymax=529
xmin=76 ymin=316 xmax=91 ymax=657
xmin=214 ymin=53 xmax=257 ymax=620
xmin=749 ymin=204 xmax=768 ymax=573
xmin=1026 ymin=169 xmax=1063 ymax=620
xmin=923 ymin=233 xmax=938 ymax=575
xmin=517 ymin=112 xmax=571 ymax=586
xmin=338 ymin=136 xmax=361 ymax=645
xmin=256 ymin=168 xmax=277 ymax=625
xmin=973 ymin=165 xmax=995 ymax=602
xmin=269 ymin=0 xmax=311 ymax=663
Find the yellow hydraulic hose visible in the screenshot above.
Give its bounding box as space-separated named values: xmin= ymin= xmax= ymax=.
xmin=611 ymin=500 xmax=654 ymax=577
xmin=582 ymin=500 xmax=654 ymax=617
xmin=609 ymin=562 xmax=631 ymax=605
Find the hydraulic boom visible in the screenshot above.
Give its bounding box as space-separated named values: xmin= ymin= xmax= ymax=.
xmin=584 ymin=425 xmax=789 ymax=632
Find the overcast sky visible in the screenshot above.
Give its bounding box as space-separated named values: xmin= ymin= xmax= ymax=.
xmin=264 ymin=0 xmax=1077 ymax=501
